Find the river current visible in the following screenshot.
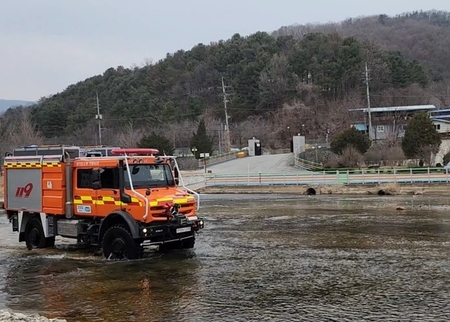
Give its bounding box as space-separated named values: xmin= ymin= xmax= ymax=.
xmin=1 ymin=194 xmax=450 ymax=321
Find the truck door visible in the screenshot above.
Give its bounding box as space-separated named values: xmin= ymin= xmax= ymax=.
xmin=95 ymin=167 xmax=121 ymax=216
xmin=73 ymin=168 xmax=97 ymax=216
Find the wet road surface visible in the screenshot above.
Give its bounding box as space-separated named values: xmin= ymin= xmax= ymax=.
xmin=1 ymin=194 xmax=450 ymax=321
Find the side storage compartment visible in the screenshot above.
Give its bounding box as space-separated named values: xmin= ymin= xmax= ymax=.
xmin=42 ymin=157 xmax=66 ymax=215
xmin=4 ymin=160 xmax=43 ymax=213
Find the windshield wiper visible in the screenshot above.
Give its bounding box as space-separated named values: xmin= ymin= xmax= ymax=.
xmin=132 ymin=183 xmax=164 ymax=188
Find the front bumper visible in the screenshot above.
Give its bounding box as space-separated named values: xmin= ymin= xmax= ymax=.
xmin=138 ymin=216 xmax=204 ymax=246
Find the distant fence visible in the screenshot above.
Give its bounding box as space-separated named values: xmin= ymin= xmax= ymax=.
xmin=203 ymin=167 xmax=450 ymax=187
xmin=197 ymin=151 xmax=246 ymax=169
xmin=294 ymin=157 xmax=323 ymax=170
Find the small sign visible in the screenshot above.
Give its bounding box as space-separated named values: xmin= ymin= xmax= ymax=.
xmin=176 ymin=227 xmax=191 ymax=234
xmin=77 ymin=205 xmax=91 ymax=213
xmin=47 ymin=181 xmax=53 ymax=189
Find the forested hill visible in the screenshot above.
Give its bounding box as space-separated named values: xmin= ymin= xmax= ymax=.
xmin=5 ymin=10 xmax=450 ymax=146
xmin=274 ymin=10 xmax=450 ymax=81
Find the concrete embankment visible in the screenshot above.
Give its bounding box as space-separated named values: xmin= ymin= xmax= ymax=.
xmin=196 ymin=183 xmax=450 ymax=196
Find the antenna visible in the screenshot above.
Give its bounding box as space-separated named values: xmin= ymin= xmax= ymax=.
xmin=365 ymin=62 xmax=372 ymax=140
xmin=221 ymin=77 xmax=231 ymax=153
xmin=95 ymin=92 xmax=102 ymax=145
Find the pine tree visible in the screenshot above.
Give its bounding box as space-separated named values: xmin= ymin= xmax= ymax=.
xmin=190 ymin=119 xmax=213 ymax=159
xmin=402 ymin=112 xmax=441 ymax=165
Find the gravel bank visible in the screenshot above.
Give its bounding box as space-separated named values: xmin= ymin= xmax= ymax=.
xmin=0 ymin=310 xmax=66 ymax=322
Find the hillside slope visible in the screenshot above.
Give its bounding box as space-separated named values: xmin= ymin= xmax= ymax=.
xmin=2 ymin=10 xmax=450 ymax=151
xmin=273 ymin=10 xmax=450 ymax=81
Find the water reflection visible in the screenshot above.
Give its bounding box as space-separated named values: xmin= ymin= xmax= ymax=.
xmin=5 ymin=252 xmax=201 ymax=321
xmin=2 ymin=194 xmax=450 ymax=321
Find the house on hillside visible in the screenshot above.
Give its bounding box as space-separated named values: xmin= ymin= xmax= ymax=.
xmin=348 ymin=105 xmax=450 ymax=165
xmin=349 ymin=105 xmax=437 ymax=141
xmin=430 ymin=108 xmax=450 ymax=164
xmin=430 ymin=108 xmax=450 ymax=135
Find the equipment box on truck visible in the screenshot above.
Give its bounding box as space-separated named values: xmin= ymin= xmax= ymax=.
xmin=3 ymin=145 xmax=204 ymax=260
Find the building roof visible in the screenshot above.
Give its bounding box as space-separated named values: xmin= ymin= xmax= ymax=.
xmin=430 ymin=109 xmax=450 ymax=118
xmin=431 ymin=118 xmax=450 ymax=124
xmin=431 ymin=108 xmax=450 ymax=113
xmin=349 ymin=105 xmax=436 ymax=113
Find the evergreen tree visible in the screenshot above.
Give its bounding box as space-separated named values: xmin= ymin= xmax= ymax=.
xmin=190 ymin=119 xmax=213 ymax=159
xmin=401 ymin=112 xmax=441 ymax=163
xmin=330 ymin=127 xmax=371 ymax=155
xmin=138 ymin=132 xmax=174 ymax=155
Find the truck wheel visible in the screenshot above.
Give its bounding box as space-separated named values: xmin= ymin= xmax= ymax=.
xmin=102 ymin=224 xmax=141 ymax=260
xmin=25 ymin=218 xmax=46 ymax=250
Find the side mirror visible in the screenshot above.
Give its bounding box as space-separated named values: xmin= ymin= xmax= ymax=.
xmin=92 ymin=182 xmax=102 ymax=190
xmin=174 ymin=167 xmax=180 ymax=186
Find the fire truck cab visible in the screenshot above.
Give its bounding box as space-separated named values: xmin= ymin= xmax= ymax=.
xmin=3 ymin=145 xmax=204 ymax=260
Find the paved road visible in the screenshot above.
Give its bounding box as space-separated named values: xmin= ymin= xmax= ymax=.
xmin=205 ymin=153 xmax=303 ymax=174
xmin=181 ymin=153 xmax=306 ymax=190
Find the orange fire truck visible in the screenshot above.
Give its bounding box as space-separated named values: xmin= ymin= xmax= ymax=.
xmin=3 ymin=145 xmax=204 ymax=259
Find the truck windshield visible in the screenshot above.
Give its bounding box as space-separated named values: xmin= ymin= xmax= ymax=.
xmin=124 ymin=164 xmax=175 ymax=189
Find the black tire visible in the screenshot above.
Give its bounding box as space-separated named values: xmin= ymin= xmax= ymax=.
xmin=45 ymin=237 xmax=56 ymax=248
xmin=102 ymin=224 xmax=141 ymax=260
xmin=25 ymin=218 xmax=46 ymax=250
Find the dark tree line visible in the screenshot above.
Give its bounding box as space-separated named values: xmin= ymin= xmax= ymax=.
xmin=5 ymin=30 xmax=429 ymax=139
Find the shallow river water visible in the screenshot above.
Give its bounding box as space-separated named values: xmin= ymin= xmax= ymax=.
xmin=1 ymin=194 xmax=450 ymax=321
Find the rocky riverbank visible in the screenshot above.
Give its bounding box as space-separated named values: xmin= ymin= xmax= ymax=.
xmin=0 ymin=310 xmax=66 ymax=322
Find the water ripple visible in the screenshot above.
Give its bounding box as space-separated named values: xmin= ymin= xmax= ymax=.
xmin=1 ymin=195 xmax=450 ymax=321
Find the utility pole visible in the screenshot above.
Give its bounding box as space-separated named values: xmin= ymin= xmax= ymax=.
xmin=365 ymin=62 xmax=373 ymax=140
xmin=218 ymin=123 xmax=222 ymax=154
xmin=221 ymin=77 xmax=231 ymax=153
xmin=95 ymin=92 xmax=103 ymax=146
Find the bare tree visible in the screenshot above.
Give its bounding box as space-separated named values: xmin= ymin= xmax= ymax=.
xmin=114 ymin=122 xmax=144 ymax=147
xmin=141 ymin=58 xmax=154 ymax=67
xmin=338 ymin=147 xmax=365 ymax=168
xmin=5 ymin=110 xmax=44 ymax=149
xmin=232 ymin=116 xmax=274 ymax=149
xmin=418 ymin=145 xmax=436 ymax=166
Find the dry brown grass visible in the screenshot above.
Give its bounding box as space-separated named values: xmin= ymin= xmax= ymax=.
xmin=377 ymin=183 xmax=401 ymax=195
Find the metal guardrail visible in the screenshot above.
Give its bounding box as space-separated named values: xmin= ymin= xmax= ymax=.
xmin=204 ymin=167 xmax=450 ymax=187
xmin=294 ymin=157 xmax=323 ymax=170
xmin=197 ymin=151 xmax=246 ymax=169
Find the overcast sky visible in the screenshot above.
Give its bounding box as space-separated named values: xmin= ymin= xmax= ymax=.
xmin=1 ymin=0 xmax=450 ymax=101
